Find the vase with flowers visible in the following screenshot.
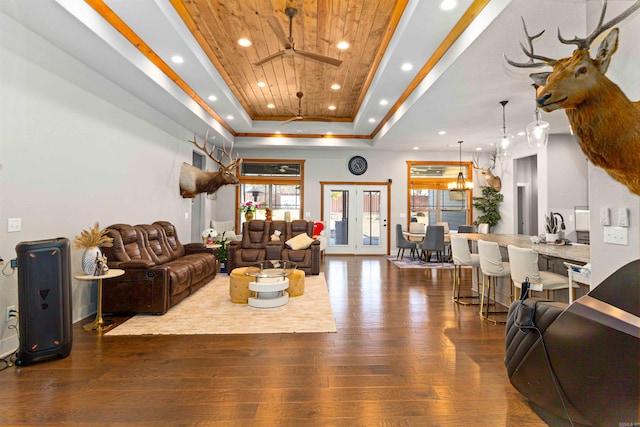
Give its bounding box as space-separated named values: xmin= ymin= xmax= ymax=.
xmin=239 ymin=200 xmax=259 ymax=221
xmin=201 ymin=228 xmax=218 ymax=245
xmin=73 ymin=222 xmax=114 ymax=275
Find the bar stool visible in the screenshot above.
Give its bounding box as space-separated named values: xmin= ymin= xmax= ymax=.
xmin=450 ymin=236 xmax=481 ymax=305
xmin=507 ymin=245 xmax=576 ymax=301
xmin=477 ymin=240 xmax=511 ymax=323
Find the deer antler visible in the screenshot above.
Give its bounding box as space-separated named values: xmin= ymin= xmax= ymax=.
xmin=558 ymin=0 xmax=640 ymax=50
xmin=189 ymin=130 xmax=241 ymax=170
xmin=504 ymin=17 xmax=558 ymax=68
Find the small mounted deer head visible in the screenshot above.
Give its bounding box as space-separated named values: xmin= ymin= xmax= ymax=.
xmin=505 ymin=0 xmax=640 ymax=195
xmin=179 ymin=130 xmax=241 ymax=198
xmin=473 ymin=151 xmax=502 ymax=192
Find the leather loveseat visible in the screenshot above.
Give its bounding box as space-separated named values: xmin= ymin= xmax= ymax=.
xmin=101 ymin=221 xmax=218 ymax=314
xmin=227 ymin=220 xmax=320 ymax=275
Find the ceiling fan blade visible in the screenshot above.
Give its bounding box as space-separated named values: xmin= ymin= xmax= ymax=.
xmin=253 ymin=50 xmax=286 ymax=66
xmin=282 ymin=116 xmax=303 ymax=125
xmin=295 ymin=49 xmax=342 ymax=67
xmin=303 ymin=116 xmax=334 ymax=122
xmin=267 ymin=16 xmax=292 ymax=49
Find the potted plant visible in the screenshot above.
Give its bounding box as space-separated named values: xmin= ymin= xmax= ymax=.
xmin=472 ymin=186 xmax=504 ymax=231
xmin=239 ymin=201 xmax=259 ymax=221
xmin=73 ymin=222 xmax=114 ymax=275
xmin=213 ymin=231 xmax=232 ymax=273
xmin=545 ymin=213 xmax=559 ymax=243
xmin=201 ymin=228 xmax=218 ymax=245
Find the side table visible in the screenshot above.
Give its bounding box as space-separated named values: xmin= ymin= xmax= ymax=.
xmin=244 ymin=261 xmax=297 ymax=308
xmin=74 ymin=268 xmax=124 ymax=332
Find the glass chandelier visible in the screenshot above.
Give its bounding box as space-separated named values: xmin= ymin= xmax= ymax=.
xmin=526 ymin=107 xmax=550 ymax=148
xmin=496 ymin=100 xmax=513 ymax=159
xmin=448 ymin=140 xmax=473 ymax=191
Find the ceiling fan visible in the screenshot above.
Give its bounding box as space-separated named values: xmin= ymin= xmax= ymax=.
xmin=254 ymin=7 xmax=342 ymax=67
xmin=282 ymin=91 xmax=332 ymax=125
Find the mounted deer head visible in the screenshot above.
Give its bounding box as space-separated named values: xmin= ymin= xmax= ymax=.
xmin=473 ymin=151 xmax=502 ymax=192
xmin=506 ymin=0 xmax=640 ymax=195
xmin=179 ymin=130 xmax=241 ymax=198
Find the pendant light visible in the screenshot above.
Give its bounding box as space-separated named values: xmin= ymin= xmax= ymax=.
xmin=448 ymin=140 xmax=473 ymax=191
xmin=526 ymin=103 xmax=550 ymax=148
xmin=496 ymin=100 xmax=513 ymax=159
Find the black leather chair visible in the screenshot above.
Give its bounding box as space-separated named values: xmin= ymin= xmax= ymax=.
xmin=505 ymin=260 xmax=639 ymax=426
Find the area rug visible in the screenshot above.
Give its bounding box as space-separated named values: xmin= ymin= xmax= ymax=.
xmin=387 ymin=256 xmax=454 ymax=269
xmin=105 ymin=272 xmax=336 ymax=336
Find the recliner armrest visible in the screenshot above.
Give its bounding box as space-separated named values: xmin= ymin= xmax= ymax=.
xmin=110 ymin=260 xmax=155 ymax=269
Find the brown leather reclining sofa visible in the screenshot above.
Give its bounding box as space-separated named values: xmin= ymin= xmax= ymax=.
xmin=101 ymin=221 xmax=218 ymax=314
xmin=227 ymin=220 xmax=320 ymax=275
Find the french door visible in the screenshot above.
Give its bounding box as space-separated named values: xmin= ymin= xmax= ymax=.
xmin=322 ymin=184 xmax=388 ymax=255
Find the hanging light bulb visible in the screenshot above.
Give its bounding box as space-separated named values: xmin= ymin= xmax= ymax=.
xmin=526 ymin=107 xmax=550 ymax=148
xmin=497 ymin=100 xmax=513 ymax=159
xmin=448 ymin=141 xmax=473 ymax=191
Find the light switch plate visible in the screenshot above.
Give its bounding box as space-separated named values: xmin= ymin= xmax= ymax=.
xmin=618 ymin=208 xmax=629 ymax=227
xmin=604 ymin=226 xmax=628 ymax=245
xmin=600 ymin=207 xmax=610 ymax=226
xmin=7 ymin=218 xmax=21 ymax=232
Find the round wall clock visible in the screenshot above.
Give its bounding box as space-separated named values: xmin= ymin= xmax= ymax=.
xmin=348 ymin=156 xmax=368 ymax=175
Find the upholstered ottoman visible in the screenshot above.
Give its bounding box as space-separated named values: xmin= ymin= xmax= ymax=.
xmin=286 ymin=269 xmax=305 ymax=297
xmin=229 ymin=267 xmax=253 ymax=303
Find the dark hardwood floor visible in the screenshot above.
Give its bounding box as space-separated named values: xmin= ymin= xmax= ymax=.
xmin=0 ymin=256 xmax=546 ymax=426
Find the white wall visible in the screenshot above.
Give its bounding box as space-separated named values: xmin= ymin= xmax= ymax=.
xmin=0 ymin=34 xmax=201 ymax=356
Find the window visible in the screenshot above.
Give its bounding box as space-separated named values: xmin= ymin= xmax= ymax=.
xmin=237 ymin=159 xmax=305 ymax=225
xmin=407 ymin=161 xmax=472 ymax=231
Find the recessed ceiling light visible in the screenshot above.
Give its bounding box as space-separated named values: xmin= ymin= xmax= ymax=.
xmin=413 ymin=146 xmax=419 ymax=150
xmin=226 ymin=115 xmax=234 ymax=120
xmin=438 ymin=130 xmax=447 ymax=135
xmin=328 ymin=105 xmax=337 ymax=110
xmin=440 ymin=0 xmax=457 ymax=11
xmin=326 ymin=132 xmax=333 ymax=135
xmin=275 ymin=131 xmax=281 ymax=134
xmin=237 ymin=38 xmax=252 ymax=47
xmin=331 ymin=83 xmax=341 ymax=90
xmin=379 ymin=99 xmax=389 ymax=106
xmin=337 ymin=41 xmax=350 ymax=50
xmin=447 ymin=143 xmax=458 ymax=147
xmin=267 ymin=103 xmax=275 ymax=109
xmin=401 ymin=63 xmax=413 ymax=71
xmin=475 ymin=147 xmax=483 ymax=151
xmin=171 ymin=55 xmax=184 ymax=64
xmin=257 ymin=81 xmax=266 ymax=88
xmin=208 ymin=95 xmax=218 ymax=101
xmin=517 ymin=131 xmax=526 ymax=136
xmin=368 ymin=118 xmax=376 ymax=123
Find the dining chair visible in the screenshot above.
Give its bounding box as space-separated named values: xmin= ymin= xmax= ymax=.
xmin=436 ymin=221 xmax=450 ymax=234
xmin=395 ymin=224 xmax=416 ymax=260
xmin=507 ymin=245 xmax=576 ymax=301
xmin=408 ymin=222 xmax=426 ymax=242
xmin=457 ymin=225 xmax=476 ymax=234
xmin=418 ymin=225 xmax=445 ymax=264
xmin=477 ymin=240 xmax=511 ymax=323
xmin=450 ymin=236 xmax=481 ymax=305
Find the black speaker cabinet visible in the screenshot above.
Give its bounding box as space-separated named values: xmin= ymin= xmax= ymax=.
xmin=15 ymin=238 xmax=72 ymax=366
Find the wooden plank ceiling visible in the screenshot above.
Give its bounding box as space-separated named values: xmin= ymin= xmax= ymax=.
xmin=174 ymin=0 xmax=402 ymax=124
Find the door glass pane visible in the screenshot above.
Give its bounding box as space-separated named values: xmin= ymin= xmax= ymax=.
xmin=441 ymin=190 xmax=467 ymax=231
xmin=361 ymin=191 xmax=380 ymax=246
xmin=330 ymin=190 xmax=349 ymax=246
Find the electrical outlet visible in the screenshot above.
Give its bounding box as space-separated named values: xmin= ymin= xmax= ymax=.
xmin=6 ymin=305 xmax=16 ymax=321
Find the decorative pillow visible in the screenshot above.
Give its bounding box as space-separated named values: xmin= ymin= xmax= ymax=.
xmin=286 ymin=233 xmax=314 ymax=250
xmin=313 ymin=222 xmax=324 ymax=237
